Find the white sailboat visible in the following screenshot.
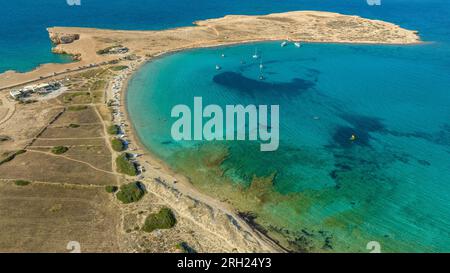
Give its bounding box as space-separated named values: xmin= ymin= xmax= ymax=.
xmin=252 ymin=48 xmax=259 ymax=59
xmin=281 ymin=41 xmax=287 ymax=47
xmin=294 ymin=42 xmax=301 ymax=48
xmin=215 ymin=65 xmax=221 ymax=70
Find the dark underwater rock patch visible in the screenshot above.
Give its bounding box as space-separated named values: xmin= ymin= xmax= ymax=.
xmin=417 ymin=159 xmax=431 ymax=166
xmin=213 ymin=71 xmax=315 ymax=97
xmin=339 ymin=113 xmax=386 ymax=133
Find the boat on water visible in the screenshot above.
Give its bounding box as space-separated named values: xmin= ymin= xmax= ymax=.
xmin=215 ymin=65 xmax=221 ymax=70
xmin=252 ymin=48 xmax=259 ymax=59
xmin=221 ymin=53 xmax=225 ymax=58
xmin=350 ymin=134 xmax=357 ymax=141
xmin=281 ymin=41 xmax=287 ymax=47
xmin=294 ymin=42 xmax=301 ymax=48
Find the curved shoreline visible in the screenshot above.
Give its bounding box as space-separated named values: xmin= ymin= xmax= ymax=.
xmin=0 ymin=10 xmax=423 ymax=252
xmin=119 ymin=39 xmax=425 ymax=252
xmin=1 ymin=10 xmax=420 ymax=89
xmin=120 ymin=51 xmax=287 ymax=252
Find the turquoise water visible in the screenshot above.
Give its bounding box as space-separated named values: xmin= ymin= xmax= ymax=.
xmin=127 ymin=40 xmax=450 ymax=251
xmin=3 ymin=0 xmax=450 ymax=73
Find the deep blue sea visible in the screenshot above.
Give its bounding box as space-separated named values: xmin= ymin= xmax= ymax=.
xmin=2 ymin=0 xmax=449 ymax=72
xmin=3 ymin=0 xmax=450 ymax=252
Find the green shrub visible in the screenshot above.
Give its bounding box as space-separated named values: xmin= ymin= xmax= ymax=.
xmin=51 ymin=146 xmax=69 ymax=155
xmin=142 ymin=207 xmax=176 ymax=233
xmin=97 ymin=48 xmax=110 ymax=55
xmin=111 ymin=65 xmax=128 ymax=71
xmin=116 ymin=153 xmax=137 ymax=176
xmin=107 ymin=125 xmax=120 ymax=135
xmin=14 ymin=180 xmax=31 ymax=186
xmin=16 ymin=150 xmax=26 ymax=155
xmin=0 ymin=135 xmax=11 ymax=142
xmin=68 ymin=105 xmax=88 ymax=111
xmin=0 ymin=150 xmax=26 ymax=165
xmin=111 ymin=138 xmax=124 ymax=152
xmin=19 ymin=99 xmax=37 ymax=104
xmin=96 ymin=46 xmax=118 ymax=55
xmin=105 ymin=185 xmax=118 ymax=193
xmin=116 ymin=182 xmax=145 ymax=204
xmin=91 ymin=80 xmax=106 ymax=90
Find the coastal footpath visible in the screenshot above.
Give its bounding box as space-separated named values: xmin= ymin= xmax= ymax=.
xmin=0 ymin=11 xmax=420 ymax=252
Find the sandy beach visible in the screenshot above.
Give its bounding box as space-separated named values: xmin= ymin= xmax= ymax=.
xmin=116 ymin=57 xmax=287 ymax=252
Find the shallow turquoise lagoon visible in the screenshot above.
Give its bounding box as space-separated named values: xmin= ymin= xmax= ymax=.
xmin=127 ymin=41 xmax=450 ymax=252
xmin=3 ymin=0 xmax=450 ymax=252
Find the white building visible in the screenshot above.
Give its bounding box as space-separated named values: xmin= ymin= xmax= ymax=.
xmin=9 ymin=90 xmax=23 ymax=99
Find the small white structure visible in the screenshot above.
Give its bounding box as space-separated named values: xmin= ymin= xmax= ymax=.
xmin=9 ymin=81 xmax=61 ymax=99
xmin=34 ymin=82 xmax=61 ymax=94
xmin=9 ymin=90 xmax=23 ymax=99
xmin=22 ymin=86 xmax=35 ymax=94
